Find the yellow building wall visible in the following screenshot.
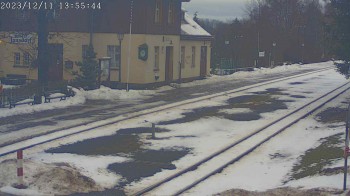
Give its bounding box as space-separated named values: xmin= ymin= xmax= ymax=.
xmin=0 ymin=32 xmax=38 ymax=80
xmin=179 ymin=40 xmax=211 ymax=79
xmin=0 ymin=31 xmax=208 ymax=85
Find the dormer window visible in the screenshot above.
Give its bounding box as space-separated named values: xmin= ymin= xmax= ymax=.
xmin=168 ymin=1 xmax=174 ymax=24
xmin=155 ymin=0 xmax=162 ymax=24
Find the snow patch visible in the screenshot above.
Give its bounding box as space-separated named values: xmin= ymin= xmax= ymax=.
xmin=0 ymin=186 xmax=47 ymax=196
xmin=218 ymin=108 xmax=252 ymax=115
xmin=82 ymin=86 xmax=154 ymax=100
xmin=33 ymin=153 xmax=130 ymax=188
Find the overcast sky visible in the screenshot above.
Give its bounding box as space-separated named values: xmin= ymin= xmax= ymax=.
xmin=182 ymin=0 xmax=248 ymax=21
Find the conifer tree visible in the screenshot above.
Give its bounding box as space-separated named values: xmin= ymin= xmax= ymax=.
xmin=75 ymin=45 xmax=99 ymax=89
xmin=331 ymin=0 xmax=350 ymax=62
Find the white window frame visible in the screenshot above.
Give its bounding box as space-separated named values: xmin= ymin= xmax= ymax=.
xmin=155 ymin=0 xmax=162 ymax=24
xmin=14 ymin=52 xmax=21 ymax=65
xmin=23 ymin=52 xmax=30 ymax=65
xmin=181 ymin=46 xmax=185 ymax=69
xmin=191 ymin=46 xmax=196 ymax=68
xmin=154 ymin=46 xmax=160 ymax=70
xmin=168 ymin=1 xmax=174 ymax=24
xmin=107 ymin=45 xmax=120 ymax=68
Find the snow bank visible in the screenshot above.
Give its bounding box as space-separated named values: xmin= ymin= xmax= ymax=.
xmin=82 ymin=86 xmax=154 ymax=100
xmin=33 ymin=153 xmax=130 ymax=188
xmin=2 ymin=85 xmax=18 ymax=89
xmin=0 ymin=186 xmax=47 ymax=196
xmin=0 ymin=88 xmax=86 ymax=118
xmin=0 ymin=86 xmax=154 ymax=118
xmin=180 ymin=61 xmax=334 ymax=88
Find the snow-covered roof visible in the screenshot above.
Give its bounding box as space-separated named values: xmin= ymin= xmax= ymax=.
xmin=181 ymin=11 xmax=211 ymax=37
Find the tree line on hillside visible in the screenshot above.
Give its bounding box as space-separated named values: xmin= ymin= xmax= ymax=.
xmin=196 ymin=0 xmax=350 ymax=70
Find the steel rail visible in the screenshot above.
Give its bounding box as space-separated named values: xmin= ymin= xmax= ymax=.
xmin=0 ymin=67 xmax=334 ymax=158
xmin=133 ymin=82 xmax=350 ymax=196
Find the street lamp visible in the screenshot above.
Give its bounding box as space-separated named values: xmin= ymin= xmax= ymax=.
xmin=117 ymin=33 xmax=124 ymax=84
xmin=126 ymin=0 xmax=134 ymax=92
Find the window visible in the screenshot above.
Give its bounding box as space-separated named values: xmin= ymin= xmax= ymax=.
xmin=82 ymin=45 xmax=89 ymax=59
xmin=14 ymin=52 xmax=20 ymax=65
xmin=23 ymin=52 xmax=30 ymax=65
xmin=155 ymin=0 xmax=162 ymax=24
xmin=107 ymin=45 xmax=120 ymax=68
xmin=191 ymin=46 xmax=196 ymax=67
xmin=154 ymin=46 xmax=160 ymax=70
xmin=181 ymin=46 xmax=185 ymax=69
xmin=16 ymin=10 xmax=29 ymax=21
xmin=52 ymin=9 xmax=61 ymax=20
xmin=168 ymin=1 xmax=174 ymax=24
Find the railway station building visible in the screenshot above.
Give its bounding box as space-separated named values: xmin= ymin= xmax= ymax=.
xmin=0 ymin=0 xmax=212 ymax=88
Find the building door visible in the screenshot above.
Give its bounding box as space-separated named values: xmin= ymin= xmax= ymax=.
xmin=165 ymin=46 xmax=173 ymax=82
xmin=48 ymin=44 xmax=63 ymax=81
xmin=200 ymin=46 xmax=207 ymax=77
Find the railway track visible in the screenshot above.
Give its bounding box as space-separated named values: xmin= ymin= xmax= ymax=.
xmin=0 ymin=67 xmax=334 ymax=153
xmin=130 ymin=82 xmax=350 ymax=196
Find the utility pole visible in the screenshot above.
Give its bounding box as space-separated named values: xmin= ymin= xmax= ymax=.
xmin=256 ymin=1 xmax=261 ymax=68
xmin=35 ymin=9 xmax=49 ymax=104
xmin=344 ymin=104 xmax=350 ymax=191
xmin=126 ymin=0 xmax=134 ymax=92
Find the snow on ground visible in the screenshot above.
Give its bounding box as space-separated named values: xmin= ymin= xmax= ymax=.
xmin=2 ymin=85 xmax=18 ymax=89
xmin=0 ymin=157 xmax=104 ymax=195
xmin=124 ymin=68 xmax=348 ymax=194
xmin=0 ymin=186 xmax=47 ymax=196
xmin=0 ymin=88 xmax=86 ymax=118
xmin=32 ymin=153 xmax=130 ymax=188
xmin=0 ymin=62 xmax=332 ymax=119
xmin=0 ymin=62 xmax=346 ymax=195
xmin=179 ymin=61 xmax=333 ymax=88
xmin=185 ymin=118 xmax=343 ymax=195
xmin=218 ymin=108 xmax=252 ymax=115
xmin=0 ymin=86 xmax=153 ymax=118
xmin=82 ymin=85 xmax=154 ymax=100
xmin=185 ymin=98 xmax=349 ymax=195
xmin=287 ymin=174 xmax=344 ymax=190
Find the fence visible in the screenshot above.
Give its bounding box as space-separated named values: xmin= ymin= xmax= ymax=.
xmin=213 ymin=67 xmax=255 ymax=76
xmin=0 ymin=81 xmax=69 ymax=108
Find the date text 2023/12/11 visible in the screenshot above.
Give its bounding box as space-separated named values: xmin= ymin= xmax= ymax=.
xmin=0 ymin=1 xmax=102 ymax=10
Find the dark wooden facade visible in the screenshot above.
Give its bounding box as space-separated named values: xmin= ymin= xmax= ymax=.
xmin=0 ymin=0 xmax=188 ymax=35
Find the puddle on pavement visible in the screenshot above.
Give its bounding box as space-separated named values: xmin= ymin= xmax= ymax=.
xmin=289 ymin=82 xmax=305 ymax=85
xmin=45 ymin=127 xmax=190 ymax=195
xmin=46 ymin=134 xmax=142 ymax=155
xmin=158 ymin=106 xmax=222 ymax=125
xmin=223 ymin=112 xmax=262 ymax=121
xmin=159 ymin=90 xmax=291 ymax=125
xmin=335 ymin=63 xmax=350 ymax=79
xmin=227 ymin=94 xmax=289 ymax=114
xmin=288 ymin=133 xmax=343 ymax=181
xmin=108 ymin=149 xmax=190 ymax=185
xmin=46 ymin=127 xmax=171 ymax=155
xmin=290 ymin=95 xmax=307 ymax=99
xmin=117 ymin=127 xmax=170 ymax=134
xmin=269 ymin=152 xmax=288 ymax=159
xmin=252 ymin=88 xmax=290 ymax=96
xmin=316 ymin=107 xmax=347 ymax=124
